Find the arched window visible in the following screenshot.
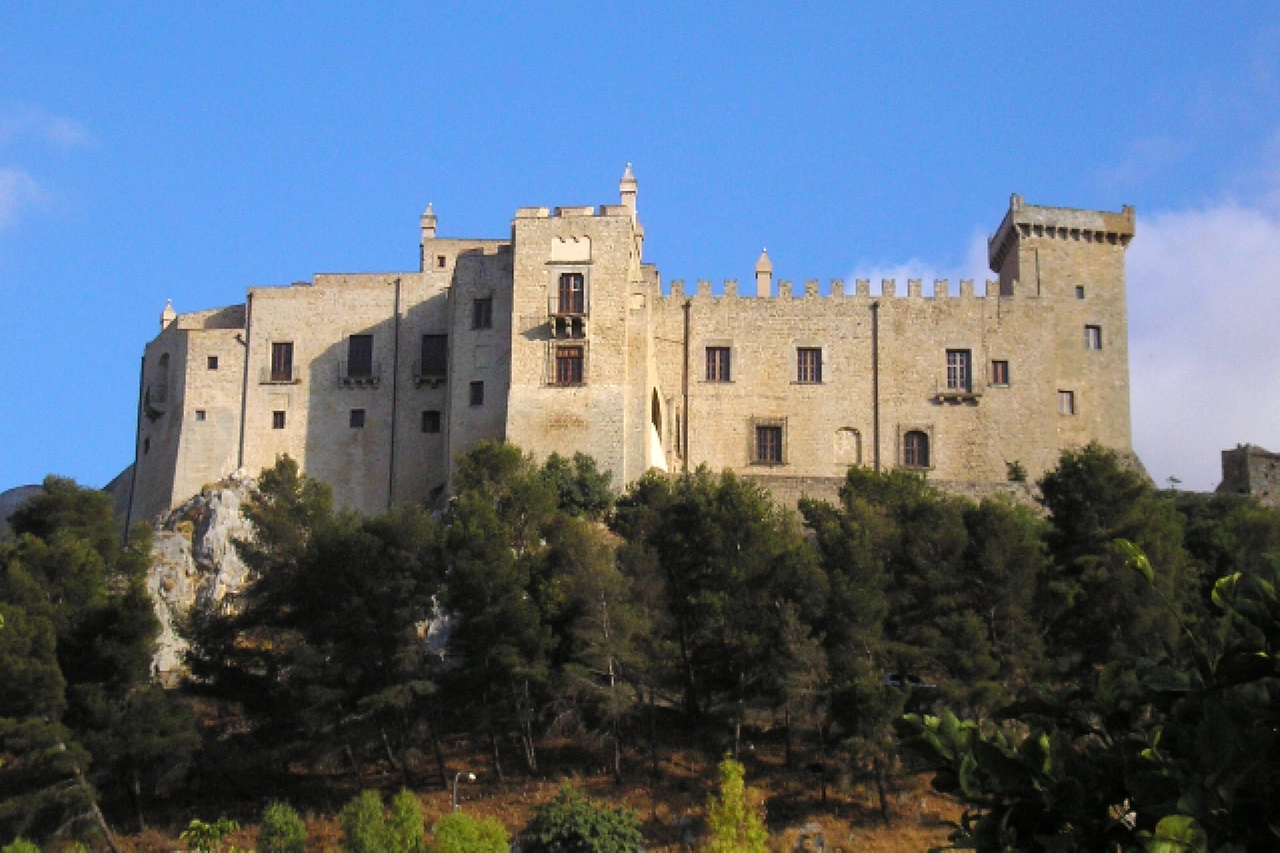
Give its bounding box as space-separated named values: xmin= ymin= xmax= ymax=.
xmin=903 ymin=431 xmax=930 ymax=469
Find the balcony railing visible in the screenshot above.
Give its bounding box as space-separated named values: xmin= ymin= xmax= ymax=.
xmin=548 ymin=292 xmax=588 ymax=317
xmin=338 ymin=360 xmax=382 ymax=387
xmin=259 ymin=367 xmax=299 ymax=384
xmin=413 ymin=359 xmax=447 ymax=387
xmin=933 ymin=375 xmax=984 ymax=402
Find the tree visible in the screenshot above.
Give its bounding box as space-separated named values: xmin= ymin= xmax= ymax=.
xmin=521 ymin=784 xmax=643 ymax=853
xmin=1 ymin=476 xmax=193 ymax=844
xmin=702 ymin=758 xmax=767 ymax=853
xmin=339 ymin=790 xmax=423 ymax=853
xmin=541 ymin=453 xmax=614 ymax=520
xmin=1038 ymin=444 xmax=1194 ymax=676
xmin=257 ymin=803 xmax=306 ymax=853
xmin=430 ymin=813 xmax=508 ymax=853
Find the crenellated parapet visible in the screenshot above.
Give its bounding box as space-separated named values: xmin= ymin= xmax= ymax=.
xmin=658 ymin=277 xmax=1007 ymax=302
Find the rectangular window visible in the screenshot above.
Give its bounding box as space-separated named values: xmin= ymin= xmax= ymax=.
xmin=1084 ymin=325 xmax=1102 ymax=350
xmin=556 ymin=272 xmax=586 ymax=314
xmin=347 ymin=335 xmax=374 ymax=377
xmin=195 ymin=410 xmax=206 ymax=421
xmin=349 ymin=409 xmax=365 ymax=429
xmin=422 ymin=410 xmax=441 ymax=434
xmin=207 ymin=355 xmax=219 ymax=370
xmin=469 ymin=381 xmax=484 ymax=406
xmin=421 ymin=334 xmax=448 ymax=377
xmin=270 ymin=342 xmax=294 ymax=382
xmin=991 ymin=360 xmax=1010 ymax=386
xmin=755 ymin=425 xmax=784 ymax=464
xmin=1058 ymin=390 xmax=1076 ymax=415
xmin=946 ymin=349 xmax=972 ymax=392
xmin=1076 ymin=286 xmax=1085 ymax=300
xmin=272 ymin=410 xmax=286 ymax=429
xmin=706 ymin=347 xmax=731 ymax=382
xmin=436 ymin=255 xmax=446 ymax=269
xmin=554 ymin=345 xmax=584 ymax=385
xmin=797 ymin=348 xmax=822 ymax=383
xmin=473 ymin=298 xmax=493 ymax=330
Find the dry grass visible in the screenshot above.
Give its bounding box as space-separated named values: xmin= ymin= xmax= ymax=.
xmin=114 ymin=740 xmax=962 ymax=853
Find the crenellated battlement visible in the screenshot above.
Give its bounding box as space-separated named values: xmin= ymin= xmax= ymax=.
xmin=659 ymin=277 xmax=1006 ymax=301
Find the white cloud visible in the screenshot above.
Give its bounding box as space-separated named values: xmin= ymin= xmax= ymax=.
xmin=0 ymin=168 xmax=43 ymax=229
xmin=848 ymin=229 xmax=991 ymax=294
xmin=0 ymin=103 xmax=90 ymax=148
xmin=1129 ymin=204 xmax=1280 ymax=490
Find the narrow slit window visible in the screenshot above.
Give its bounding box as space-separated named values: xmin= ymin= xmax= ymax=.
xmin=991 ymin=360 xmax=1010 ymax=386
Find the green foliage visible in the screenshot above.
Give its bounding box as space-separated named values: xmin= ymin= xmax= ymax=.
xmin=900 ymin=544 xmax=1280 ymax=852
xmin=521 ymin=784 xmax=643 ymax=853
xmin=429 ymin=813 xmax=508 ymax=853
xmin=702 ymin=759 xmax=767 ymax=853
xmin=541 ymin=453 xmax=614 ymax=520
xmin=181 ymin=817 xmax=240 ymax=853
xmin=2 ymin=839 xmax=41 ymax=853
xmin=0 ymin=476 xmax=194 ymax=843
xmin=339 ymin=790 xmax=424 ymax=853
xmin=257 ymin=803 xmax=306 ymax=853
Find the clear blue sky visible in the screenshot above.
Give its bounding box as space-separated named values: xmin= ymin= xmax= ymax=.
xmin=3 ymin=3 xmax=1279 ymax=491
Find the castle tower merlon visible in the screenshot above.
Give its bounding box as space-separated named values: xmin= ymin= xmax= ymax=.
xmin=754 ymin=249 xmax=772 ymax=297
xmin=987 ymin=197 xmax=1135 ymax=294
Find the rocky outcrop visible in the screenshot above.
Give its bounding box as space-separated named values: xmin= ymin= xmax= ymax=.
xmin=147 ymin=473 xmax=255 ymax=681
xmin=0 ymin=484 xmax=42 ymax=536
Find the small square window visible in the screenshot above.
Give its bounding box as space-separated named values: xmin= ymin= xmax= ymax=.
xmin=195 ymin=410 xmax=207 ymax=421
xmin=797 ymin=348 xmax=822 ymax=383
xmin=207 ymin=355 xmax=219 ymax=370
xmin=436 ymin=255 xmax=447 ymax=269
xmin=422 ymin=410 xmax=441 ymax=433
xmin=1076 ymin=286 xmax=1085 ymax=300
xmin=991 ymin=360 xmax=1010 ymax=386
xmin=470 ymin=381 xmax=485 ymax=406
xmin=272 ymin=410 xmax=286 ymax=429
xmin=473 ymin=298 xmax=493 ymax=330
xmin=1058 ymin=390 xmax=1076 ymax=416
xmin=706 ymin=347 xmax=731 ymax=382
xmin=1084 ymin=325 xmax=1102 ymax=350
xmin=755 ymin=425 xmax=784 ymax=464
xmin=350 ymin=409 xmax=365 ymax=429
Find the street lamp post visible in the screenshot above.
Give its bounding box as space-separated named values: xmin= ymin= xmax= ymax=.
xmin=452 ymin=771 xmax=476 ymax=812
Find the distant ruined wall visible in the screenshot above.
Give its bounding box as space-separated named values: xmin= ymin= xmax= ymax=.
xmin=1219 ymin=445 xmax=1280 ymax=507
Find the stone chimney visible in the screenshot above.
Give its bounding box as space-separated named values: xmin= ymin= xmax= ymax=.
xmin=755 ymin=249 xmax=773 ymax=297
xmin=160 ymin=299 xmax=176 ymax=331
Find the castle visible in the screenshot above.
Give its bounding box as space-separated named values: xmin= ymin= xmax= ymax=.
xmin=116 ymin=167 xmax=1136 ymax=523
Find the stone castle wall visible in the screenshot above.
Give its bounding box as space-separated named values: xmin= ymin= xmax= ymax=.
xmin=124 ymin=173 xmax=1136 ymax=522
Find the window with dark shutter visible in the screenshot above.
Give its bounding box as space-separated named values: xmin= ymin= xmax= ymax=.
xmin=554 ymin=346 xmax=584 ymax=385
xmin=473 ymin=298 xmax=493 ymax=329
xmin=421 ymin=334 xmax=448 ymax=377
xmin=557 ymin=273 xmax=585 ymax=314
xmin=347 ymin=335 xmax=374 ymax=377
xmin=904 ymin=431 xmax=929 ymax=468
xmin=797 ymin=348 xmax=822 ymax=383
xmin=706 ymin=347 xmax=731 ymax=382
xmin=755 ymin=425 xmax=783 ymax=463
xmin=270 ymin=342 xmax=293 ymax=382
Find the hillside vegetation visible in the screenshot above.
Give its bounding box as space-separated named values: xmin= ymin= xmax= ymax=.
xmin=2 ymin=443 xmax=1277 ymax=851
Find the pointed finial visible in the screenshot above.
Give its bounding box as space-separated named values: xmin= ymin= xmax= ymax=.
xmin=424 ymin=202 xmax=434 ymax=216
xmin=160 ymin=299 xmax=176 ymax=331
xmin=755 ymin=248 xmax=772 ymax=273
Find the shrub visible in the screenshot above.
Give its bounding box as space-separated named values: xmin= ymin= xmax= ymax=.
xmin=522 ymin=784 xmax=643 ymax=853
xmin=340 ymin=791 xmax=389 ymax=853
xmin=703 ymin=759 xmax=768 ymax=853
xmin=387 ymin=791 xmax=425 ymax=853
xmin=3 ymin=840 xmax=41 ymax=853
xmin=258 ymin=803 xmax=306 ymax=853
xmin=182 ymin=818 xmax=241 ymax=853
xmin=340 ymin=790 xmax=425 ymax=853
xmin=430 ymin=813 xmax=509 ymax=853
